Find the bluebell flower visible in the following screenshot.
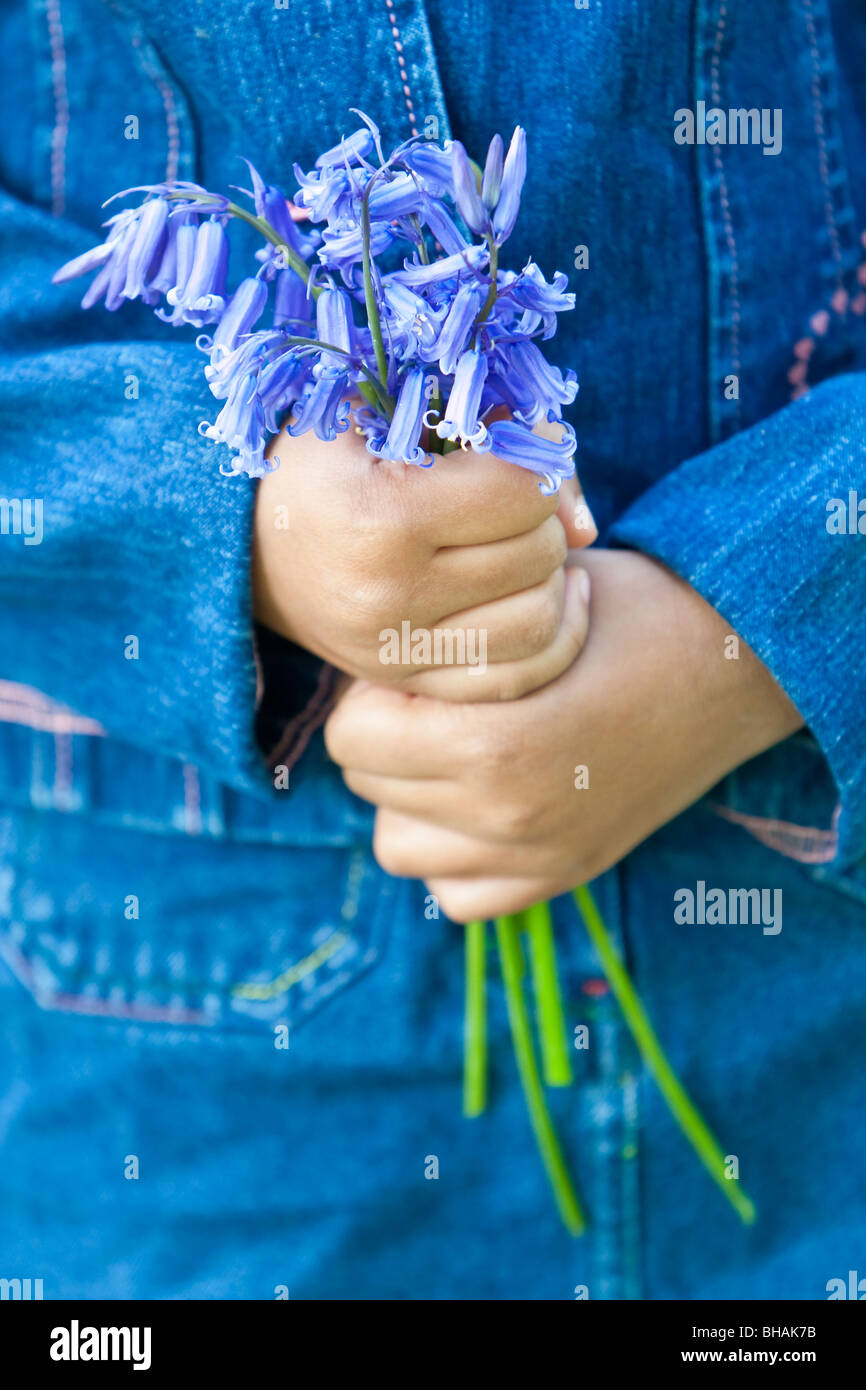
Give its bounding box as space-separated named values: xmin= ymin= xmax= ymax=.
xmin=395 ymin=140 xmax=454 ymax=198
xmin=451 ymin=127 xmax=526 ymax=246
xmin=367 ymin=171 xmax=425 ymax=220
xmin=366 ymin=367 xmax=431 ymax=465
xmin=204 ymin=328 xmax=274 ymax=399
xmin=200 ymin=330 xmax=313 ymax=477
xmin=259 ymin=350 xmax=311 ymax=433
xmin=53 ymin=200 xmax=172 ymax=311
xmin=209 ymin=275 xmax=269 ymax=357
xmin=121 ymin=197 xmax=169 ymax=303
xmin=315 ymin=286 xmax=358 ymax=366
xmin=434 ymin=348 xmax=489 ymax=447
xmin=293 ymin=161 xmax=358 ymax=223
xmin=242 ymin=160 xmax=320 ymax=269
xmin=201 ymin=369 xmax=269 ymax=478
xmin=162 ymin=217 xmax=229 ymax=327
xmin=425 ymin=280 xmax=484 ymax=375
xmin=146 ymin=209 xmax=195 ymax=299
xmin=484 ymin=418 xmax=576 ymax=493
xmin=495 ymin=340 xmax=578 ymax=425
xmin=381 ymin=280 xmax=443 ymax=357
xmin=319 ymin=219 xmax=395 ymax=276
xmin=480 ymin=134 xmax=504 ymax=210
xmin=272 ymin=267 xmax=313 ymax=329
xmin=451 ymin=141 xmax=488 ymax=238
xmin=499 ymin=262 xmax=575 ymax=338
xmin=391 ymin=243 xmax=489 ymax=288
xmin=288 ymin=366 xmax=352 ymax=442
xmin=491 ymin=127 xmax=527 ymax=244
xmin=420 ymin=198 xmax=468 ymax=256
xmin=51 ymin=237 xmax=116 ymax=291
xmin=315 ymin=126 xmax=375 ymax=170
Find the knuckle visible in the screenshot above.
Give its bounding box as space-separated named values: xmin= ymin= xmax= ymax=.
xmin=529 ymin=584 xmax=563 ymax=652
xmin=372 ymin=820 xmax=411 ymax=878
xmin=491 ymin=667 xmax=531 ymax=702
xmin=537 ymin=513 xmax=568 ymax=571
xmin=492 ymin=799 xmax=535 ymax=841
xmin=458 ymin=722 xmax=506 ymax=779
xmin=349 ymin=571 xmax=398 ymax=627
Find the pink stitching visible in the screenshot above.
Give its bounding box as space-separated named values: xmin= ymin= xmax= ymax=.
xmin=0 ymin=681 xmax=105 ymax=736
xmin=787 ymin=2 xmax=866 ymax=401
xmin=131 ymin=32 xmax=181 ymax=183
xmin=802 ymin=0 xmax=843 ymax=281
xmin=266 ymin=662 xmax=338 ymax=772
xmin=710 ymin=801 xmax=839 ymax=864
xmin=709 ymin=2 xmax=741 ymax=426
xmin=383 ymin=0 xmax=419 ymax=137
xmin=0 ymin=938 xmax=211 ymax=1025
xmin=788 ymin=230 xmax=866 ymax=401
xmin=45 ymin=0 xmax=69 ymax=218
xmin=182 ymin=762 xmax=203 ymax=835
xmin=251 ymin=627 xmax=265 ymax=712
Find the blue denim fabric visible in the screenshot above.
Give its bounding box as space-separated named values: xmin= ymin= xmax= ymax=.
xmin=0 ymin=0 xmax=865 ymax=1299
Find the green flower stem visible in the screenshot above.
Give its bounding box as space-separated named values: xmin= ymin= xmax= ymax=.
xmin=462 ymin=920 xmax=488 ymax=1118
xmin=427 ymin=379 xmax=445 ymax=456
xmin=496 ymin=914 xmax=586 ymax=1237
xmin=279 ymin=335 xmax=389 ymax=415
xmin=274 ymin=337 xmax=391 ymax=425
xmin=525 ymin=901 xmax=573 ymax=1087
xmin=175 ymin=194 xmax=397 ymax=419
xmin=572 ymin=884 xmax=756 ymax=1226
xmin=474 ymin=236 xmax=499 ymax=336
xmin=360 ymin=186 xmax=394 ymax=416
xmin=224 ymin=202 xmax=316 ymax=289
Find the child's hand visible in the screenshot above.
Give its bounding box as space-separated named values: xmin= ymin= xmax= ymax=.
xmin=324 ymin=549 xmax=804 ymax=921
xmin=253 ymin=419 xmax=596 ymax=701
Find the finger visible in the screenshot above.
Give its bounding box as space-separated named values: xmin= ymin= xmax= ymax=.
xmin=372 ymin=810 xmax=531 ymax=880
xmin=431 ymin=566 xmax=565 ymax=665
xmin=343 ymin=766 xmax=447 ymax=813
xmin=426 ymin=876 xmax=556 ymax=925
xmin=347 ymin=769 xmax=475 ymax=835
xmin=403 ymin=563 xmax=591 ymax=702
xmin=324 ymin=682 xmax=454 ymax=779
xmin=415 ymin=443 xmax=560 ymax=546
xmin=556 ymin=474 xmax=598 ymax=548
xmin=428 ymin=513 xmax=567 ymax=617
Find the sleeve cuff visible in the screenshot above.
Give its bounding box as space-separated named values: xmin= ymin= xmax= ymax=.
xmin=607 ymin=372 xmax=866 ymax=866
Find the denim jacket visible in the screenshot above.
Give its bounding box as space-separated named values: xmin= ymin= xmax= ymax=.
xmin=0 ymin=0 xmax=865 ymax=1300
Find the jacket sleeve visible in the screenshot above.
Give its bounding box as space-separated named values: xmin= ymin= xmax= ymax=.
xmin=607 ymin=371 xmax=866 ymax=868
xmin=0 ymin=187 xmax=319 ymax=799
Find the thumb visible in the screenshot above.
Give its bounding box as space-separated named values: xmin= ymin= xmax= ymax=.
xmin=556 ymin=473 xmax=598 ymax=549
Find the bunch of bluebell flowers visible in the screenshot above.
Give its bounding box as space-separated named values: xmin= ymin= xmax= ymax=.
xmin=53 ymin=111 xmax=578 ymax=494
xmin=54 ymin=114 xmax=756 ymax=1237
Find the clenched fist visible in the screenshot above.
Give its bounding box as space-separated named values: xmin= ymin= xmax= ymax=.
xmin=253 ymin=416 xmax=595 ymax=702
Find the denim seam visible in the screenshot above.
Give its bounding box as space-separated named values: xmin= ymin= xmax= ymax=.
xmin=581 ymin=868 xmax=644 ymax=1300
xmin=383 ymin=0 xmax=420 ymax=138
xmin=105 ymin=0 xmax=197 ymax=183
xmin=43 ymin=0 xmax=69 ymax=217
xmin=801 ymin=0 xmax=850 ymax=288
xmin=695 ymin=0 xmax=742 ymax=442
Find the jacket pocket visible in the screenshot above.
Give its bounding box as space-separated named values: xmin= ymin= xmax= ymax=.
xmin=0 ymin=801 xmax=391 ymax=1035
